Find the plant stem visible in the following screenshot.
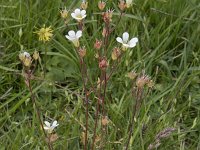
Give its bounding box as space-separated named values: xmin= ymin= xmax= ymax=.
xmin=125 ymin=87 xmax=143 ymax=150
xmin=80 ymin=59 xmax=89 ymax=150
xmin=91 ymin=72 xmax=103 ymax=150
xmin=101 ymin=70 xmax=107 ymax=118
xmin=26 ymin=74 xmax=53 ymax=150
xmin=44 ymin=43 xmax=47 ymax=77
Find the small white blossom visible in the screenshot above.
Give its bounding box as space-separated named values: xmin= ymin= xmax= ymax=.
xmin=126 ymin=0 xmax=133 ymax=8
xmin=116 ymin=32 xmax=138 ymax=51
xmin=44 ymin=120 xmax=59 ymax=134
xmin=71 ymin=8 xmax=86 ymax=21
xmin=23 ymin=52 xmax=31 ymax=58
xmin=65 ymin=30 xmax=82 ymax=47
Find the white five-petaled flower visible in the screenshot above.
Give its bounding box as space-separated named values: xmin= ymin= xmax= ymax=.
xmin=44 ymin=120 xmax=59 ymax=134
xmin=116 ymin=32 xmax=138 ymax=51
xmin=65 ymin=30 xmax=82 ymax=47
xmin=71 ymin=8 xmax=86 ymax=21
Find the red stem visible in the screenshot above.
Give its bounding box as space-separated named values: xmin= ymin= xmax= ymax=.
xmin=91 ymin=71 xmax=103 ymax=150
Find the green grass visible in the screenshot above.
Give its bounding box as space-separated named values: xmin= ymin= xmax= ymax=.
xmin=0 ymin=0 xmax=200 ymax=149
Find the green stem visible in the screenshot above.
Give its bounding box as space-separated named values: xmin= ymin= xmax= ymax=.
xmin=44 ymin=43 xmax=47 ymax=77
xmin=26 ymin=74 xmax=53 ymax=150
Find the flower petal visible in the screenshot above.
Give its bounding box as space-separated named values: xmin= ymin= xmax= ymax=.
xmin=75 ymin=8 xmax=81 ymax=14
xmin=65 ymin=35 xmax=73 ymax=41
xmin=122 ymin=32 xmax=129 ymax=43
xmin=44 ymin=126 xmax=50 ymax=130
xmin=52 ymin=120 xmax=58 ymax=127
xmin=82 ymin=15 xmax=87 ymax=19
xmin=76 ymin=30 xmax=82 ymax=39
xmin=116 ymin=37 xmax=123 ymax=43
xmin=24 ymin=52 xmax=30 ymax=57
xmin=44 ymin=121 xmax=51 ymax=127
xmin=68 ymin=30 xmax=76 ymax=37
xmin=71 ymin=13 xmax=76 ymax=19
xmin=81 ymin=10 xmax=86 ymax=16
xmin=128 ymin=37 xmax=138 ymax=47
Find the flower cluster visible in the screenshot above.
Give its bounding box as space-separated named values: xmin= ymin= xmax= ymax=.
xmin=19 ymin=52 xmax=32 ymax=67
xmin=19 ymin=51 xmax=40 ymax=68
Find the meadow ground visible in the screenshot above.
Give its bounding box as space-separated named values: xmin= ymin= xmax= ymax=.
xmin=0 ymin=0 xmax=200 ymax=149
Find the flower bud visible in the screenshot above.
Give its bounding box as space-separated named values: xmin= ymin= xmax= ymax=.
xmin=111 ymin=47 xmax=121 ymax=60
xmin=136 ymin=75 xmax=150 ymax=88
xmin=127 ymin=71 xmax=137 ymax=80
xmin=94 ymin=39 xmax=102 ymax=50
xmin=95 ymin=53 xmax=99 ymax=59
xmin=23 ymin=57 xmax=32 ymax=67
xmin=78 ymin=47 xmax=86 ymax=58
xmin=99 ymin=58 xmax=107 ymax=70
xmin=81 ymin=0 xmax=88 ymax=10
xmin=102 ymin=9 xmax=114 ymax=23
xmin=19 ymin=53 xmax=25 ymax=62
xmin=98 ymin=1 xmax=106 ymax=11
xmin=33 ymin=50 xmax=39 ymax=60
xmin=102 ymin=116 xmax=109 ymax=126
xmin=126 ymin=0 xmax=133 ymax=8
xmin=60 ymin=7 xmax=68 ymax=19
xmin=147 ymin=80 xmax=154 ymax=88
xmin=118 ymin=0 xmax=126 ymax=11
xmin=19 ymin=52 xmax=32 ymax=67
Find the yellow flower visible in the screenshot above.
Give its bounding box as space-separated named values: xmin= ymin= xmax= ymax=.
xmin=35 ymin=25 xmax=53 ymax=42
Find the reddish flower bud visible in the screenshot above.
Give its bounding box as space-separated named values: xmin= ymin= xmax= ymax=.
xmin=99 ymin=58 xmax=107 ymax=70
xmin=78 ymin=47 xmax=86 ymax=58
xmin=98 ymin=1 xmax=106 ymax=11
xmin=94 ymin=39 xmax=102 ymax=50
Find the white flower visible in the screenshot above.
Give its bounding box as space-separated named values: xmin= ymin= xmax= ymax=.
xmin=116 ymin=32 xmax=138 ymax=51
xmin=71 ymin=8 xmax=86 ymax=21
xmin=44 ymin=120 xmax=59 ymax=134
xmin=65 ymin=30 xmax=82 ymax=47
xmin=126 ymin=0 xmax=133 ymax=8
